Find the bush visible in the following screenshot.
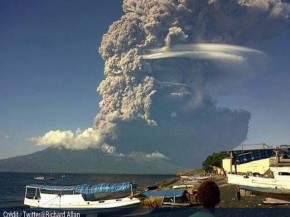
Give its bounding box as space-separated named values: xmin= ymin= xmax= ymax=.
xmin=202 ymin=151 xmax=229 ymax=172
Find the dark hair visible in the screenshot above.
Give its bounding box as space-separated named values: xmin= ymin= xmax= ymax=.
xmin=197 ymin=180 xmax=220 ymax=208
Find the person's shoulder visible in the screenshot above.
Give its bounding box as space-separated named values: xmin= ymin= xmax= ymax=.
xmin=188 ymin=211 xmax=215 ymax=217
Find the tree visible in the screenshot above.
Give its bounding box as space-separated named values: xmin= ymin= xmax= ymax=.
xmin=202 ymin=151 xmax=229 ymax=172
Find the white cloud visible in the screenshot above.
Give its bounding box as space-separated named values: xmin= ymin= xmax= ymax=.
xmin=142 ymin=43 xmax=263 ymax=62
xmin=29 ymin=128 xmax=169 ymax=160
xmin=145 ymin=151 xmax=169 ymax=160
xmin=29 ymin=128 xmax=105 ymax=150
xmin=129 ymin=151 xmax=169 ymax=160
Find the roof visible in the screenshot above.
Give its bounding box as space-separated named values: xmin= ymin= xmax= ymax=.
xmin=233 ymin=143 xmax=272 ymax=151
xmin=26 ymin=184 xmax=75 ymax=191
xmin=75 ymin=182 xmax=134 ymax=194
xmin=234 ymin=149 xmax=274 ymax=164
xmin=26 ymin=182 xmax=135 ymax=194
xmin=142 ymin=189 xmax=186 ymax=198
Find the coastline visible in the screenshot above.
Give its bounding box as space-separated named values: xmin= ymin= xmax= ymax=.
xmin=1 ymin=171 xmax=290 ymax=210
xmin=152 ymin=174 xmax=290 ymax=208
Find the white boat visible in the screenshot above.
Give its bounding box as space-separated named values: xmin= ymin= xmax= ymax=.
xmin=226 ymin=145 xmax=290 ymax=198
xmin=34 ymin=175 xmax=55 ymax=180
xmin=227 ymin=154 xmax=290 ymax=201
xmin=172 ymin=184 xmax=196 ymax=189
xmin=34 ymin=176 xmax=45 ymax=180
xmin=227 ymin=166 xmax=290 ymax=192
xmin=24 ymin=182 xmax=141 ymax=211
xmin=196 ymin=176 xmax=210 ymax=181
xmin=180 ymin=175 xmax=193 ymax=179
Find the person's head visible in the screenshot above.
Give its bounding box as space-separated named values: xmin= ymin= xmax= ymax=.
xmin=197 ymin=180 xmax=220 ymax=209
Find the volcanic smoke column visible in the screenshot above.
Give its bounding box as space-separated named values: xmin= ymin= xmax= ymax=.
xmin=95 ymin=0 xmax=289 ymax=166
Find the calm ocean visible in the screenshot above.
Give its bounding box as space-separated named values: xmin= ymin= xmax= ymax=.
xmin=0 ymin=172 xmax=175 ymax=208
xmin=1 ymin=172 xmax=290 ymax=217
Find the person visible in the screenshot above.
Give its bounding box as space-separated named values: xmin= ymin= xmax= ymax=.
xmin=189 ymin=180 xmax=220 ymax=217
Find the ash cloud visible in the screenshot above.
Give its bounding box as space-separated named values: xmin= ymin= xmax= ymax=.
xmin=94 ymin=0 xmax=290 ymax=166
xmin=29 ymin=0 xmax=290 ymax=167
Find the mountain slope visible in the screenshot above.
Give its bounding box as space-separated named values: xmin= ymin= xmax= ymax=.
xmin=0 ymin=147 xmax=184 ymax=174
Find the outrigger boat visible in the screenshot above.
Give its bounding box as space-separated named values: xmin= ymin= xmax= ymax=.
xmin=24 ymin=182 xmax=141 ymax=211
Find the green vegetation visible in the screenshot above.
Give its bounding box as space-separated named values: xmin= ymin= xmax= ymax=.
xmin=202 ymin=151 xmax=229 ymax=172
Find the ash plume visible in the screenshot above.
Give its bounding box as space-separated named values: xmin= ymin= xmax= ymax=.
xmin=30 ymin=0 xmax=290 ymax=167
xmin=94 ymin=0 xmax=290 ymax=166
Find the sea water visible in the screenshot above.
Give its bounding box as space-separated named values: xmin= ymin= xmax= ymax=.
xmin=1 ymin=173 xmax=290 ymax=217
xmin=0 ymin=172 xmax=175 ymax=208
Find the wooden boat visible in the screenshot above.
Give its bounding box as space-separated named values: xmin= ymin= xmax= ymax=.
xmin=142 ymin=189 xmax=198 ymax=207
xmin=24 ymin=182 xmax=140 ymax=211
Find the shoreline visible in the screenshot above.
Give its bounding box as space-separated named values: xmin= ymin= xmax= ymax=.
xmin=153 ymin=175 xmax=290 ymax=208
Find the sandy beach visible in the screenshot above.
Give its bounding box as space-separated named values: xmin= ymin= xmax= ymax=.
xmin=152 ymin=175 xmax=290 ymax=208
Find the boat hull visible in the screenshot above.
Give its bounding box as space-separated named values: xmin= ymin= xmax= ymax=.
xmin=27 ymin=207 xmax=151 ymax=216
xmin=227 ymin=173 xmax=290 ymax=200
xmin=239 ymin=185 xmax=290 ymax=200
xmin=227 ymin=173 xmax=290 ymax=190
xmin=25 ymin=196 xmax=140 ymax=209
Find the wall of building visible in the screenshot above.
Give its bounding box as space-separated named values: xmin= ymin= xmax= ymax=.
xmin=222 ymin=157 xmax=271 ymax=174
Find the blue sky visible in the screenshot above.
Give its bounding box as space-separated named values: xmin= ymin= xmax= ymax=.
xmin=218 ymin=31 xmax=290 ymax=147
xmin=0 ymin=0 xmax=123 ymax=158
xmin=1 ymin=0 xmax=290 ymax=160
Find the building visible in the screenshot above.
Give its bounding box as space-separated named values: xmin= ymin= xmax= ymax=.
xmin=223 ymin=157 xmax=271 ymax=175
xmin=222 ymin=143 xmax=277 ymax=175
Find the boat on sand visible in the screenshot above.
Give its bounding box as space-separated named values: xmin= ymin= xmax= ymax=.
xmin=227 ymin=166 xmax=290 ymax=192
xmin=227 ymin=146 xmax=290 ymax=199
xmin=142 ymin=189 xmax=198 ymax=207
xmin=24 ymin=182 xmax=141 ymax=212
